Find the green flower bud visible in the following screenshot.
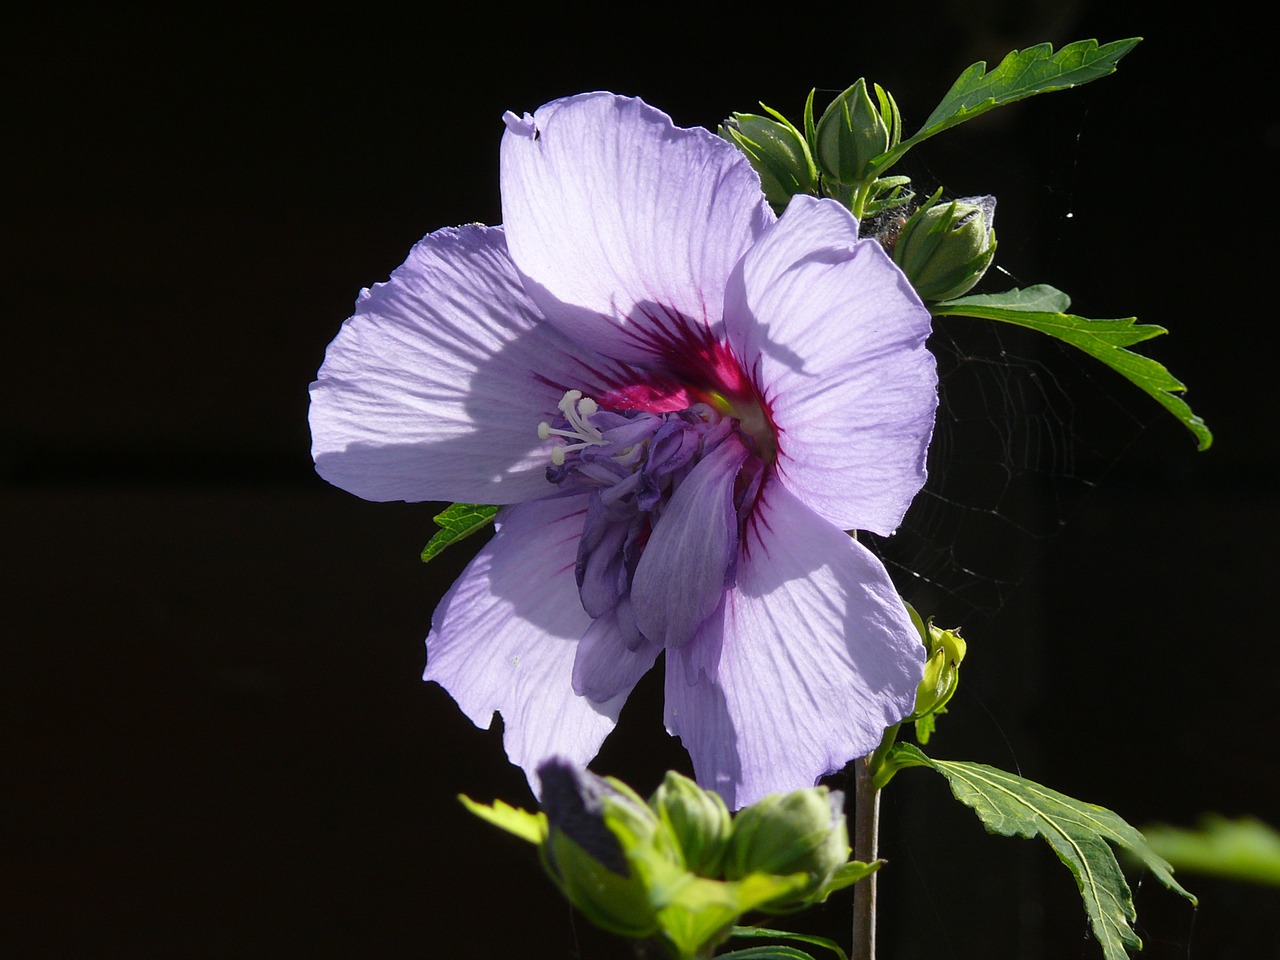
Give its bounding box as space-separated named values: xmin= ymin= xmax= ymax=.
xmin=723 ymin=786 xmax=850 ymax=913
xmin=720 ymin=109 xmax=817 ymax=212
xmin=649 ymin=771 xmax=732 ymax=877
xmin=901 ymin=604 xmax=966 ymax=744
xmin=910 ymin=622 xmax=966 ymax=722
xmin=538 ymin=760 xmax=669 ymax=939
xmin=892 ymin=193 xmax=997 ymax=301
xmin=815 ymin=79 xmax=890 ymax=186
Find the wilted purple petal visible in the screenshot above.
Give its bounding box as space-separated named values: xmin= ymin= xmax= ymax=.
xmin=631 ymin=435 xmax=749 ymax=648
xmin=571 ymin=609 xmax=662 ymax=703
xmin=575 ymin=497 xmax=633 ymax=618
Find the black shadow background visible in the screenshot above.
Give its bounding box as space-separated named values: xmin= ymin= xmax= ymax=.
xmin=5 ymin=3 xmax=1276 ymax=957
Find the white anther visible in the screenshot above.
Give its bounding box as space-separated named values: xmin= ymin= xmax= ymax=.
xmin=539 ymin=389 xmax=608 ymax=467
xmin=558 ymin=391 xmax=604 ymax=444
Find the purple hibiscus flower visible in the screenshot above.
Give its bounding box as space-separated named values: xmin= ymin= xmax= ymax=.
xmin=309 ymin=92 xmax=937 ymax=808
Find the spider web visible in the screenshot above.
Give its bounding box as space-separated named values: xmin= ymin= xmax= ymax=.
xmin=849 ymin=84 xmax=1177 ymax=632
xmin=862 ymin=306 xmax=1156 ymax=628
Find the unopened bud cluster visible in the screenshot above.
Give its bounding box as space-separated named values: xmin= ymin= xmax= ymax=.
xmin=720 ymin=80 xmax=904 ymax=215
xmin=463 ymin=760 xmax=879 ymax=959
xmin=721 ymin=82 xmax=999 ymax=302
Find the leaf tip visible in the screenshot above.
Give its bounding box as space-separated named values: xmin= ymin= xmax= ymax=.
xmin=1193 ymin=421 xmax=1214 ymax=452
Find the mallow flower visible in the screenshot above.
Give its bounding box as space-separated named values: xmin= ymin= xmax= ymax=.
xmin=309 ymin=92 xmax=937 ymax=808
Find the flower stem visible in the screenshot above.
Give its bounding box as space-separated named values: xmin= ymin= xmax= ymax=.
xmin=848 ymin=178 xmax=875 ymax=222
xmin=851 ymin=755 xmax=879 ymax=960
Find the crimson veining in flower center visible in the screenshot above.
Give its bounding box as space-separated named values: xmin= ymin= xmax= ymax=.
xmin=550 ymin=305 xmax=782 ymax=468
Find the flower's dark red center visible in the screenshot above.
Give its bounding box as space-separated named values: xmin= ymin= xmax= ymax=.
xmin=594 ymin=334 xmax=779 ymax=468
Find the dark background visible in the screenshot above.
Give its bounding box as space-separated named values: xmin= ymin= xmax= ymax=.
xmin=4 ymin=2 xmax=1276 ymax=957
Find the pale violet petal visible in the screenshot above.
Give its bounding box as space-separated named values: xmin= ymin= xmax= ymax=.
xmin=425 ymin=495 xmax=623 ymax=782
xmin=309 ymin=223 xmax=619 ymax=504
xmin=501 ymin=92 xmax=773 ymax=365
xmin=631 ymin=436 xmax=749 ymax=648
xmin=664 ymin=480 xmax=924 ymax=809
xmin=724 ymin=195 xmax=937 ymax=535
xmin=571 ymin=609 xmax=662 ymax=703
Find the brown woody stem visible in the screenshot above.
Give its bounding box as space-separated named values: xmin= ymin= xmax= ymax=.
xmin=851 ymin=755 xmax=880 ymax=960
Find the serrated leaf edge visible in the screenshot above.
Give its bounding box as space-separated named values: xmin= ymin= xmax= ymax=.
xmin=932 ymin=287 xmax=1213 ymax=450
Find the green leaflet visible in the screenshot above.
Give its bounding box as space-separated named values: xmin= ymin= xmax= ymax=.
xmin=932 ymin=285 xmax=1213 ymax=450
xmin=728 ymin=926 xmax=848 ymax=960
xmin=889 ymin=743 xmax=1195 ymax=960
xmin=458 ymin=795 xmax=547 ymax=845
xmin=420 ymin=502 xmax=499 ymax=563
xmin=872 ymin=38 xmax=1141 ymax=174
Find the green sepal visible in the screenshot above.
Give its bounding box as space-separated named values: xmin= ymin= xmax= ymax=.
xmin=654 ymin=872 xmax=810 ymax=960
xmin=861 ymin=175 xmax=914 ymax=218
xmin=421 ymin=502 xmax=499 ymax=563
xmin=907 ymin=623 xmax=965 ymax=721
xmin=539 ymin=767 xmax=675 ymax=942
xmin=802 ymin=88 xmax=817 ymax=153
xmin=913 ymin=712 xmax=938 ymax=744
xmin=872 ymin=83 xmax=901 ymax=149
xmin=932 ymin=285 xmax=1212 ymax=450
xmin=820 ymin=858 xmax=881 ymax=895
xmin=887 ymin=743 xmax=1195 ymax=960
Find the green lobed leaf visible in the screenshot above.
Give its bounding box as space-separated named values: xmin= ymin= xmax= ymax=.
xmin=932 ymin=285 xmax=1213 ymax=450
xmin=890 ymin=743 xmax=1195 ymax=960
xmin=872 ymin=38 xmax=1141 ymax=174
xmin=421 ymin=502 xmax=499 ymax=563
